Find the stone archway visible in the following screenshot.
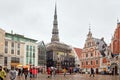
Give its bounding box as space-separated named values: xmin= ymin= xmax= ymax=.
xmin=110 ymin=63 xmax=118 ymax=75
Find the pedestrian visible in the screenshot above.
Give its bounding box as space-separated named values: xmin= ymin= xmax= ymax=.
xmin=69 ymin=67 xmax=72 ymax=74
xmin=50 ymin=66 xmax=53 ymax=77
xmin=109 ymin=69 xmax=112 ymax=75
xmin=63 ymin=67 xmax=67 ymax=77
xmin=53 ymin=67 xmax=56 ymax=77
xmin=29 ymin=67 xmax=33 ymax=79
xmin=47 ymin=67 xmax=51 ymax=78
xmin=0 ymin=66 xmax=6 ymax=80
xmin=23 ymin=68 xmax=28 ymax=80
xmin=32 ymin=67 xmax=38 ymax=78
xmin=112 ymin=68 xmax=114 ymax=75
xmin=18 ymin=68 xmax=22 ymax=77
xmin=89 ymin=68 xmax=95 ymax=77
xmin=9 ymin=67 xmax=17 ymax=80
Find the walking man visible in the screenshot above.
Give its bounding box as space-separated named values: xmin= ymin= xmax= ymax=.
xmin=89 ymin=68 xmax=95 ymax=77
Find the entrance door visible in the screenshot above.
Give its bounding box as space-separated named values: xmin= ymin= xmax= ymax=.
xmin=115 ymin=66 xmax=118 ymax=75
xmin=96 ymin=68 xmax=98 ymax=74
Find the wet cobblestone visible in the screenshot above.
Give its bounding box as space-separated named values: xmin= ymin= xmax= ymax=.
xmin=5 ymin=73 xmax=120 ymax=80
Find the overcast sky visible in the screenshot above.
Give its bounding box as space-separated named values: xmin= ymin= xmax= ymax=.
xmin=0 ymin=0 xmax=120 ymax=48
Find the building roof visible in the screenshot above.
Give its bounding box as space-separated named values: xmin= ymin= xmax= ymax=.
xmin=93 ymin=37 xmax=107 ymax=57
xmin=74 ymin=48 xmax=82 ymax=59
xmin=46 ymin=41 xmax=72 ymax=52
xmin=6 ymin=32 xmax=37 ymax=42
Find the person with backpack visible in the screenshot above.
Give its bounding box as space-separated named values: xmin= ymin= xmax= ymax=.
xmin=9 ymin=67 xmax=17 ymax=80
xmin=0 ymin=66 xmax=6 ymax=80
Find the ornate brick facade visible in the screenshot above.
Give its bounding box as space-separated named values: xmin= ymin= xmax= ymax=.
xmin=111 ymin=22 xmax=120 ymax=54
xmin=80 ymin=28 xmax=108 ymax=73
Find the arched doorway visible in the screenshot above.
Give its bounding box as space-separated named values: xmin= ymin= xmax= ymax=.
xmin=110 ymin=63 xmax=118 ymax=75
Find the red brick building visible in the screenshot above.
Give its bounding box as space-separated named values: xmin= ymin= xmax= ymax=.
xmin=109 ymin=21 xmax=120 ymax=75
xmin=110 ymin=22 xmax=120 ymax=54
xmin=80 ymin=29 xmax=108 ymax=73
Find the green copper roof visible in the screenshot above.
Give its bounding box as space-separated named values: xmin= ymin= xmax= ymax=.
xmin=5 ymin=32 xmax=37 ymax=42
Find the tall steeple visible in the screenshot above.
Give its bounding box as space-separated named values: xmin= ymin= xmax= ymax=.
xmin=87 ymin=24 xmax=92 ymax=38
xmin=51 ymin=3 xmax=60 ymax=42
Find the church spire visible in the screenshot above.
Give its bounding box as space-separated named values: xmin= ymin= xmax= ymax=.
xmin=87 ymin=24 xmax=92 ymax=38
xmin=117 ymin=18 xmax=120 ymax=24
xmin=51 ymin=3 xmax=60 ymax=42
xmin=117 ymin=18 xmax=119 ymax=23
xmin=55 ymin=3 xmax=57 ymax=18
xmin=89 ymin=24 xmax=91 ymax=33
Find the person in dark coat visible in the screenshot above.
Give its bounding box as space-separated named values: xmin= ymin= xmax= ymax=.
xmin=23 ymin=68 xmax=28 ymax=80
xmin=18 ymin=68 xmax=22 ymax=77
xmin=89 ymin=68 xmax=95 ymax=77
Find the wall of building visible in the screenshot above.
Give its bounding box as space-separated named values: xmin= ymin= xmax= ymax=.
xmin=24 ymin=42 xmax=38 ymax=66
xmin=111 ymin=23 xmax=120 ymax=54
xmin=80 ymin=47 xmax=101 ymax=72
xmin=0 ymin=28 xmax=38 ymax=69
xmin=0 ymin=28 xmax=5 ymax=66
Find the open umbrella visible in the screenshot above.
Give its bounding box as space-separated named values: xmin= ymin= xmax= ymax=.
xmin=17 ymin=64 xmax=23 ymax=68
xmin=23 ymin=65 xmax=29 ymax=68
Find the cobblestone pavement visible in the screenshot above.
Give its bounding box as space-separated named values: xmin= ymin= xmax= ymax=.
xmin=5 ymin=73 xmax=120 ymax=80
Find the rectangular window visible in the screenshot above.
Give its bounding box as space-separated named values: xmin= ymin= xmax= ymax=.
xmin=4 ymin=57 xmax=7 ymax=66
xmin=82 ymin=62 xmax=84 ymax=65
xmin=33 ymin=46 xmax=35 ymax=52
xmin=16 ymin=58 xmax=20 ymax=63
xmin=33 ymin=53 xmax=35 ymax=58
xmin=5 ymin=41 xmax=8 ymax=54
xmin=5 ymin=48 xmax=8 ymax=53
xmin=17 ymin=50 xmax=20 ymax=55
xmin=11 ymin=49 xmax=14 ymax=54
xmin=30 ymin=46 xmax=32 ymax=51
xmin=30 ymin=52 xmax=32 ymax=57
xmin=11 ymin=42 xmax=14 ymax=47
xmin=26 ymin=52 xmax=29 ymax=57
xmin=96 ymin=60 xmax=98 ymax=64
xmin=26 ymin=45 xmax=29 ymax=51
xmin=91 ymin=61 xmax=92 ymax=65
xmin=18 ymin=43 xmax=20 ymax=48
xmin=86 ymin=54 xmax=88 ymax=57
xmin=86 ymin=61 xmax=88 ymax=65
xmin=5 ymin=41 xmax=8 ymax=47
xmin=91 ymin=53 xmax=93 ymax=57
xmin=11 ymin=57 xmax=20 ymax=63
